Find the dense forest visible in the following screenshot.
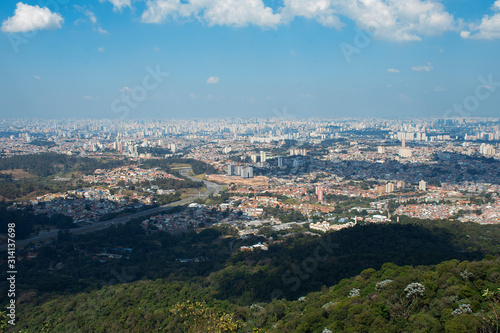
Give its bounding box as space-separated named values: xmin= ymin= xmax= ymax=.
xmin=3 ymin=257 xmax=499 ymax=332
xmin=0 ymin=204 xmax=74 ymax=239
xmin=0 ymin=153 xmax=126 ymax=178
xmin=0 ymin=219 xmax=499 ymax=331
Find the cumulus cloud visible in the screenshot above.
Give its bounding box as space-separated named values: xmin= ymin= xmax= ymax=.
xmin=336 ymin=0 xmax=455 ymax=41
xmin=98 ymin=47 xmax=106 ymax=52
xmin=206 ymin=76 xmax=219 ymax=84
xmin=196 ymin=0 xmax=281 ymax=27
xmin=412 ymin=62 xmax=433 ymax=72
xmin=99 ymin=0 xmax=132 ymax=12
xmin=138 ymin=0 xmax=455 ymax=41
xmin=141 ymin=0 xmax=189 ymax=23
xmin=34 ymin=75 xmax=41 ymax=80
xmin=1 ymin=2 xmax=64 ymax=33
xmin=281 ymin=0 xmax=343 ymax=29
xmin=387 ymin=68 xmax=400 ymax=73
xmin=142 ymin=0 xmax=281 ymax=27
xmin=461 ymin=0 xmax=500 ymax=39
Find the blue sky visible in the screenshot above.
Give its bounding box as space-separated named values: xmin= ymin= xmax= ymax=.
xmin=1 ymin=0 xmax=500 ymax=119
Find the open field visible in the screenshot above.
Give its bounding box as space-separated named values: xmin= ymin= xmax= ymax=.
xmin=0 ymin=169 xmax=35 ymax=179
xmin=207 ymin=174 xmax=268 ymax=186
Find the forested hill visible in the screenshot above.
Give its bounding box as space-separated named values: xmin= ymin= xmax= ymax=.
xmin=5 ymin=257 xmax=500 ymax=332
xmin=1 ymin=218 xmax=499 ymax=332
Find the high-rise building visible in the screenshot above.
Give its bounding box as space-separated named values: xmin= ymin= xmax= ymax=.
xmin=277 ymin=157 xmax=283 ymax=167
xmin=251 ymin=154 xmax=258 ymax=163
xmin=386 ymin=183 xmax=395 ymax=193
xmin=419 ymin=180 xmax=427 ymax=191
xmin=227 ymin=164 xmax=235 ymax=176
xmin=397 ymin=180 xmax=405 ymax=189
xmin=260 ymin=151 xmax=267 ymax=163
xmin=290 ymin=148 xmax=307 ymax=156
xmin=241 ymin=166 xmax=254 ymax=178
xmin=480 ymin=143 xmax=496 ymax=156
xmin=316 ymin=185 xmax=324 ymax=202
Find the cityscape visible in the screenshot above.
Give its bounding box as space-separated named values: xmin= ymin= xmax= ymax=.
xmin=1 ymin=0 xmax=500 ymax=332
xmin=1 ymin=116 xmax=499 ymax=331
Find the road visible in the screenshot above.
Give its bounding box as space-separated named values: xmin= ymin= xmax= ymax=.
xmin=1 ymin=168 xmax=224 ymax=250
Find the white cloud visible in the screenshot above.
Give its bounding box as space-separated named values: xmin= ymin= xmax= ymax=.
xmin=141 ymin=0 xmax=189 ymax=23
xmin=461 ymin=1 xmax=500 ymax=39
xmin=195 ymin=0 xmax=281 ymax=27
xmin=97 ymin=27 xmax=109 ymax=34
xmin=98 ymin=47 xmax=106 ymax=52
xmin=189 ymin=92 xmax=198 ymax=99
xmin=336 ymin=0 xmax=455 ymax=41
xmin=74 ymin=6 xmax=109 ymax=34
xmin=434 ymin=85 xmax=446 ymax=91
xmin=412 ymin=62 xmax=433 ymax=72
xmin=206 ymin=76 xmax=219 ymax=84
xmin=100 ymin=0 xmax=132 ymax=12
xmin=120 ymin=86 xmax=132 ymax=93
xmin=1 ymin=2 xmax=64 ymax=33
xmin=34 ymin=75 xmax=41 ymax=80
xmin=142 ymin=0 xmax=281 ymax=27
xmin=154 ymin=46 xmax=161 ymax=52
xmin=138 ymin=0 xmax=455 ymax=41
xmin=83 ymin=95 xmax=100 ymax=100
xmin=281 ymin=0 xmax=343 ymax=29
xmin=387 ymin=68 xmax=400 ymax=73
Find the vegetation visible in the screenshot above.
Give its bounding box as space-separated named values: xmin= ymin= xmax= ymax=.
xmin=0 ymin=204 xmax=74 ymax=239
xmin=1 ymin=201 xmax=499 ymax=332
xmin=262 ymin=206 xmax=307 ymax=223
xmin=0 ymin=153 xmax=125 ymax=178
xmin=0 ymin=154 xmax=126 ymax=200
xmin=141 ymin=158 xmax=217 ymax=175
xmin=5 ymin=257 xmax=499 ymax=332
xmin=29 ymin=140 xmax=57 ymax=149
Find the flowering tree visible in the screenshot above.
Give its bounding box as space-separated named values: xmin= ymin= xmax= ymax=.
xmin=388 ymin=282 xmax=425 ymax=319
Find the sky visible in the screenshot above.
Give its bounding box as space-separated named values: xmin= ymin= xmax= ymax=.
xmin=1 ymin=0 xmax=500 ymax=120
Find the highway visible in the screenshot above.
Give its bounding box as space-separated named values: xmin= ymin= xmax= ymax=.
xmin=1 ymin=168 xmax=223 ymax=250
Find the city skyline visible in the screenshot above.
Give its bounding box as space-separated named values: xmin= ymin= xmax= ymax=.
xmin=1 ymin=0 xmax=500 ymax=119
